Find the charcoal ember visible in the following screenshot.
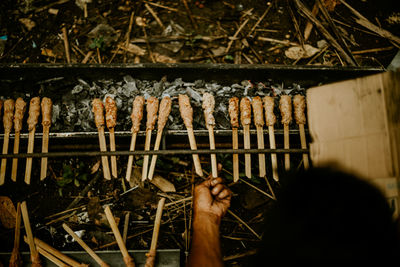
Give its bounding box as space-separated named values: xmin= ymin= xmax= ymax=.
xmin=186 ymin=87 xmax=202 ymax=103
xmin=194 ymin=80 xmax=205 ymax=88
xmin=205 ymin=83 xmax=221 ymax=92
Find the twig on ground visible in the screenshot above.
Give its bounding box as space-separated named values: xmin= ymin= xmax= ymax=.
xmin=226 ymin=18 xmax=250 ymax=54
xmin=227 ymin=210 xmax=262 ymax=240
xmin=145 ymin=3 xmax=165 ymax=30
xmin=247 ymin=3 xmax=273 ymax=37
xmin=181 ymin=0 xmax=198 ymax=30
xmin=61 ymin=26 xmax=71 ymax=63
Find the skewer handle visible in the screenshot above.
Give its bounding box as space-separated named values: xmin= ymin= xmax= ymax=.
xmin=284 ymin=124 xmax=290 ymax=171
xmin=40 ymin=126 xmax=50 ymax=180
xmin=187 ymin=127 xmax=203 ymax=177
xmin=13 ymin=202 xmax=22 ymax=252
xmin=98 ymin=127 xmax=111 ymax=180
xmin=232 ymin=128 xmax=239 ymax=182
xmin=11 ymin=132 xmax=20 ymax=182
xmin=256 ymin=126 xmax=266 ymax=177
xmin=268 ymin=125 xmax=279 ymax=181
xmin=109 ymin=128 xmax=118 ymax=178
xmin=208 ymin=126 xmax=218 ymax=178
xmin=243 ymin=125 xmax=251 ymax=179
xmin=62 ymin=223 xmax=110 ymax=267
xmin=299 ymin=124 xmax=309 ymax=170
xmin=126 ymin=132 xmax=137 ymax=181
xmin=0 ymin=131 xmax=10 ymax=185
xmin=21 ymin=201 xmax=39 ymax=261
xmin=142 ymin=129 xmax=153 ymax=181
xmin=148 ymin=130 xmax=163 ymax=180
xmin=23 ymin=237 xmax=67 ymax=267
xmin=24 ymin=129 xmax=36 ymax=185
xmin=145 ymin=198 xmax=166 ymax=267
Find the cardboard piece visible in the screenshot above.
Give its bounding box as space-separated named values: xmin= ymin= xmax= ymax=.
xmin=307 ymin=71 xmax=400 ymax=216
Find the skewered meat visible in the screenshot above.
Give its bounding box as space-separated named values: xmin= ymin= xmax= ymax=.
xmin=105 ymin=96 xmax=117 ymax=129
xmin=14 ymin=98 xmax=26 ymax=133
xmin=202 ymin=93 xmax=215 ymax=127
xmin=293 ymin=94 xmax=306 ymax=125
xmin=157 ymin=96 xmax=172 ymax=130
xmin=92 ymin=99 xmax=105 ymax=128
xmin=41 ymin=97 xmax=52 ymax=127
xmin=279 ymin=95 xmax=292 ymax=125
xmin=131 ymin=96 xmax=145 ymax=133
xmin=146 ymin=97 xmax=159 ymax=131
xmin=240 ymin=97 xmax=251 ymax=126
xmin=27 ymin=97 xmax=40 ymax=131
xmin=251 ymin=96 xmax=264 ymax=127
xmin=179 ymin=94 xmax=193 ymax=128
xmin=3 ymin=99 xmax=15 ymax=132
xmin=263 ymin=96 xmax=276 ymax=126
xmin=228 ymin=97 xmax=239 ymax=128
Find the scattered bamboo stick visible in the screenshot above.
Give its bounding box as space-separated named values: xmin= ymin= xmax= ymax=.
xmin=61 ymin=26 xmax=71 ymax=63
xmin=227 ymin=210 xmax=261 ymax=240
xmin=293 ymin=95 xmax=309 ymax=169
xmin=303 ymin=2 xmax=319 ymax=41
xmin=25 ymin=97 xmax=40 ymax=185
xmin=126 ymin=96 xmax=145 ymax=181
xmin=104 ymin=206 xmax=135 ymax=267
xmin=123 ymin=212 xmax=130 ymax=244
xmin=40 ymin=98 xmax=52 ymax=180
xmin=148 ymin=96 xmax=172 ymax=180
xmin=9 ymin=202 xmax=22 ymax=267
xmin=264 ymin=96 xmax=279 ymax=180
xmin=145 ymin=3 xmax=165 ymax=30
xmin=105 ymin=96 xmax=118 ymax=178
xmin=62 ymin=223 xmax=110 ymax=267
xmin=240 ymin=98 xmax=252 ymax=179
xmin=0 ymin=99 xmax=14 ymax=185
xmin=202 ymin=93 xmax=218 ymax=178
xmin=229 ymin=97 xmax=240 ymax=182
xmin=142 ymin=97 xmax=159 ymax=181
xmin=92 ymin=99 xmax=111 ymax=180
xmin=145 ymin=197 xmax=166 ymax=267
xmin=279 ymin=95 xmax=292 ymax=173
xmin=225 ymin=18 xmax=250 ymax=54
xmin=179 ymin=95 xmax=203 ymax=177
xmin=11 ymin=98 xmax=26 ymax=182
xmin=21 ymin=201 xmax=42 ymax=267
xmin=252 ymin=97 xmax=266 ymax=177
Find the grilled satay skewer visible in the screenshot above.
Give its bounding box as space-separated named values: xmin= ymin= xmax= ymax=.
xmin=252 ymin=96 xmax=266 ymax=178
xmin=9 ymin=202 xmax=22 ymax=267
xmin=24 ymin=97 xmax=40 ymax=185
xmin=21 ymin=201 xmax=42 ymax=267
xmin=148 ymin=96 xmax=172 ymax=180
xmin=179 ymin=94 xmax=203 ymax=177
xmin=142 ymin=97 xmax=159 ymax=181
xmin=228 ymin=97 xmax=240 ymax=182
xmin=145 ymin=197 xmax=166 ymax=267
xmin=92 ymin=99 xmax=111 ymax=180
xmin=293 ymin=95 xmax=309 ymax=170
xmin=126 ymin=96 xmax=145 ymax=181
xmin=40 ymin=97 xmax=52 ymax=181
xmin=0 ymin=99 xmax=14 ymax=185
xmin=11 ymin=98 xmax=26 ymax=182
xmin=264 ymin=96 xmax=278 ymax=181
xmin=104 ymin=206 xmax=135 ymax=267
xmin=240 ymin=97 xmax=252 ymax=179
xmin=105 ymin=96 xmax=118 ymax=178
xmin=202 ymin=93 xmax=218 ymax=178
xmin=62 ymin=223 xmax=110 ymax=267
xmin=279 ymin=95 xmax=292 ymax=171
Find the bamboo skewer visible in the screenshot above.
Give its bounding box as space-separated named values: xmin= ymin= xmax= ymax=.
xmin=142 ymin=96 xmax=159 ymax=181
xmin=11 ymin=132 xmax=20 ymax=182
xmin=105 ymin=96 xmax=118 ymax=178
xmin=40 ymin=97 xmax=52 ymax=181
xmin=293 ymin=95 xmax=309 ymax=170
xmin=179 ymin=94 xmax=203 ymax=177
xmin=23 ymin=237 xmax=68 ymax=267
xmin=24 ymin=130 xmax=36 ymax=185
xmin=92 ymin=99 xmax=111 ymax=180
xmin=104 ymin=206 xmax=135 ymax=267
xmin=148 ymin=96 xmax=172 ymax=180
xmin=252 ymin=97 xmax=266 ymax=178
xmin=280 ymin=95 xmax=292 ymax=173
xmin=202 ymin=93 xmax=218 ymax=178
xmin=240 ymin=98 xmax=252 ymax=179
xmin=145 ymin=197 xmax=166 ymax=267
xmin=9 ymin=202 xmax=22 ymax=267
xmin=62 ymin=223 xmax=110 ymax=267
xmin=126 ymin=96 xmax=145 ymax=181
xmin=229 ymin=97 xmax=240 ymax=182
xmin=11 ymin=98 xmax=26 ymax=182
xmin=25 ymin=97 xmax=40 ymax=185
xmin=0 ymin=99 xmax=14 ymax=185
xmin=21 ymin=201 xmax=42 ymax=267
xmin=264 ymin=96 xmax=279 ymax=181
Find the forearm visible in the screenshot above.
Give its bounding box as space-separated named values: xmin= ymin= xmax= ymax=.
xmin=187 ymin=213 xmax=224 ymax=267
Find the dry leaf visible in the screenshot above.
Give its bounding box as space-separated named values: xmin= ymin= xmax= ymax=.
xmin=125 ymin=43 xmax=146 ymax=56
xmin=150 ymin=174 xmax=176 ymax=192
xmin=19 ymin=18 xmax=36 ymax=31
xmin=153 ymin=53 xmax=177 ymax=63
xmin=0 ymin=196 xmax=16 ymax=229
xmin=91 ymin=160 xmax=101 ymax=174
xmin=285 ymin=44 xmax=320 ymax=60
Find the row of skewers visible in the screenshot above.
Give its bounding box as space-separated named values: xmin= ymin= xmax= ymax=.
xmin=0 ymin=97 xmax=52 ymax=186
xmin=9 ymin=198 xmax=166 ymax=267
xmin=91 ymin=93 xmax=309 ymax=183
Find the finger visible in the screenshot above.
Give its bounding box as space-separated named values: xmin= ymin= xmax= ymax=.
xmin=216 ymin=188 xmax=231 ymax=200
xmin=211 ymin=184 xmax=224 ymax=196
xmin=210 ymin=177 xmax=223 ymax=187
